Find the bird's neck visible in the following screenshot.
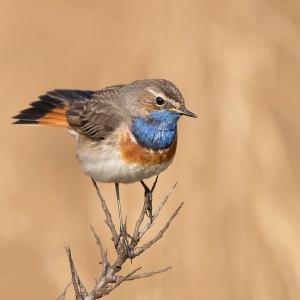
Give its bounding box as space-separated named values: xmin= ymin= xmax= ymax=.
xmin=131 ymin=111 xmax=180 ymax=150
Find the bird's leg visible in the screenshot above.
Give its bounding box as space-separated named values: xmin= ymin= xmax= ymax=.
xmin=115 ymin=183 xmax=132 ymax=260
xmin=140 ymin=181 xmax=152 ymax=220
xmin=140 ymin=175 xmax=159 ymax=222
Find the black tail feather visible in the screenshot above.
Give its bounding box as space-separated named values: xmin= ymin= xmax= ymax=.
xmin=13 ymin=89 xmax=95 ymax=126
xmin=29 ymin=100 xmax=56 ymax=111
xmin=12 ymin=119 xmax=39 ymax=125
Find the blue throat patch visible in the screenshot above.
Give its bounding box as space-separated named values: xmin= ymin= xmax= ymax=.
xmin=131 ymin=111 xmax=181 ymax=150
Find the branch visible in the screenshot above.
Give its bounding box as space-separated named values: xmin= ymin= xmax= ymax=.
xmin=56 ymin=282 xmax=72 ymax=300
xmin=59 ymin=178 xmax=182 ymax=299
xmin=91 ymin=179 xmax=118 ymax=244
xmin=90 ymin=225 xmax=110 ymax=275
xmin=115 ymin=266 xmax=173 ymax=281
xmin=139 ymin=182 xmax=178 ymax=239
xmin=132 ymin=202 xmax=184 ymax=258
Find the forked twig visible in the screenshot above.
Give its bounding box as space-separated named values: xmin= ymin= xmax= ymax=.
xmin=90 ymin=225 xmax=110 ymax=275
xmin=60 ymin=178 xmax=183 ymax=299
xmin=139 ymin=182 xmax=178 ymax=239
xmin=91 ymin=179 xmax=118 ymax=242
xmin=132 ymin=202 xmax=184 ymax=257
xmin=56 ymin=282 xmax=72 ymax=300
xmin=115 ymin=266 xmax=173 ymax=281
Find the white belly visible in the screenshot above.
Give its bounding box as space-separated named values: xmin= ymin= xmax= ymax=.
xmin=76 ymin=135 xmax=173 ymax=184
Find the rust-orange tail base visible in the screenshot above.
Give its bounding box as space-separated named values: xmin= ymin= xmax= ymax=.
xmin=13 ymin=99 xmax=69 ymax=127
xmin=12 ymin=90 xmax=95 ymax=128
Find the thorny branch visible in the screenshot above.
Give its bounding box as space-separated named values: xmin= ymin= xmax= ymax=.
xmin=60 ymin=178 xmax=183 ymax=299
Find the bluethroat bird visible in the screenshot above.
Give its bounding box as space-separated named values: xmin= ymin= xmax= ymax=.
xmin=13 ymin=79 xmax=197 ymax=253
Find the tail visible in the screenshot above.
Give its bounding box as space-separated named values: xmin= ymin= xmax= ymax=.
xmin=12 ymin=89 xmax=95 ymax=127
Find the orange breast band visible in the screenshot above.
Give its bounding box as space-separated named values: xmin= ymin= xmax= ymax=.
xmin=120 ymin=129 xmax=177 ymax=166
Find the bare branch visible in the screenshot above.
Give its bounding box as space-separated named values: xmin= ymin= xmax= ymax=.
xmin=77 ymin=273 xmax=88 ymax=297
xmin=109 ymin=267 xmax=142 ymax=291
xmin=61 ymin=179 xmax=181 ymax=299
xmin=91 ymin=179 xmax=118 ymax=243
xmin=56 ymin=282 xmax=72 ymax=300
xmin=139 ymin=182 xmax=178 ymax=239
xmin=132 ymin=195 xmax=148 ymax=242
xmin=90 ymin=225 xmax=110 ymax=275
xmin=133 ymin=202 xmax=184 ymax=257
xmin=65 ymin=245 xmax=81 ymax=300
xmin=116 ymin=266 xmax=173 ymax=281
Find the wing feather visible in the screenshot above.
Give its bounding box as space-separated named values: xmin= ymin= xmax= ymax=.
xmin=66 ymin=85 xmax=125 ymax=141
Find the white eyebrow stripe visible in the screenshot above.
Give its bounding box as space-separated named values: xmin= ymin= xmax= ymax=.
xmin=146 ymin=87 xmax=161 ymax=97
xmin=146 ymin=88 xmax=170 ymax=101
xmin=146 ymin=87 xmax=177 ymax=106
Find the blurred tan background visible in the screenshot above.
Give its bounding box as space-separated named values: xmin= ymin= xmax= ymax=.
xmin=1 ymin=0 xmax=300 ymax=299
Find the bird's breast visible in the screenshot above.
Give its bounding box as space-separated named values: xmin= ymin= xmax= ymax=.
xmin=120 ymin=129 xmax=177 ymax=166
xmin=76 ymin=126 xmax=177 ymax=183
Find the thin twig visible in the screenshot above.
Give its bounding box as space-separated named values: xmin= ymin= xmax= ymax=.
xmin=132 ymin=196 xmax=147 ymax=242
xmin=109 ymin=267 xmax=142 ymax=291
xmin=91 ymin=179 xmax=118 ymax=241
xmin=90 ymin=225 xmax=110 ymax=275
xmin=133 ymin=202 xmax=184 ymax=257
xmin=62 ymin=180 xmax=181 ymax=299
xmin=139 ymin=182 xmax=178 ymax=239
xmin=116 ymin=266 xmax=173 ymax=281
xmin=56 ymin=282 xmax=72 ymax=300
xmin=77 ymin=275 xmax=88 ymax=297
xmin=65 ymin=245 xmax=81 ymax=300
xmin=133 ymin=176 xmax=161 ymax=242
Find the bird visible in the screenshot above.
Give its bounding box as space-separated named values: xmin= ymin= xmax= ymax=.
xmin=13 ymin=78 xmax=197 ymax=255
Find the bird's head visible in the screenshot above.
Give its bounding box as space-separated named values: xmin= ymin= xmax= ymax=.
xmin=123 ymin=79 xmax=197 ymax=121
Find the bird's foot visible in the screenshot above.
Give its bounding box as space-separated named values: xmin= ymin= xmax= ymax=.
xmin=145 ymin=192 xmax=153 ymax=220
xmin=140 ymin=175 xmax=158 ymax=222
xmin=114 ymin=219 xmax=132 ymax=260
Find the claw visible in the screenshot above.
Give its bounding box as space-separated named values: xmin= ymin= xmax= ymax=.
xmin=120 ymin=220 xmax=132 ymax=260
xmin=140 ymin=176 xmax=158 ymax=222
xmin=115 ymin=183 xmax=132 ymax=260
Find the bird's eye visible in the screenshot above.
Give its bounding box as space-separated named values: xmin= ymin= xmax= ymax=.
xmin=155 ymin=97 xmax=165 ymax=106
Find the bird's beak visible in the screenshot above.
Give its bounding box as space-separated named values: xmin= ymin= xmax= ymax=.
xmin=169 ymin=107 xmax=198 ymax=118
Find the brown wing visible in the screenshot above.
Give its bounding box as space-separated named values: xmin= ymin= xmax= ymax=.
xmin=66 ymin=85 xmax=126 ymax=141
